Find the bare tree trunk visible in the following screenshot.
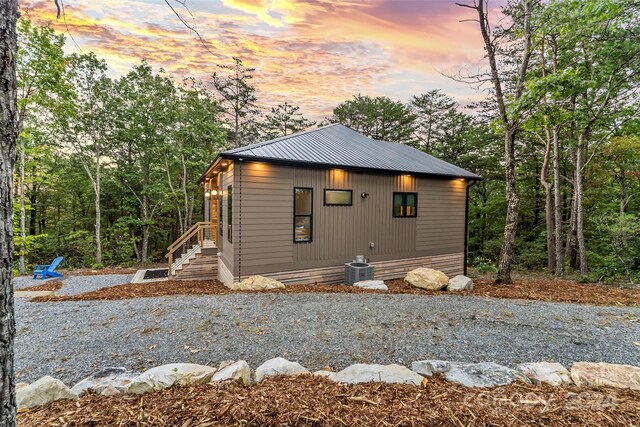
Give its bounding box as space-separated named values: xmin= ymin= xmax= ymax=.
xmin=565 ymin=155 xmax=577 ymax=271
xmin=460 ymin=0 xmax=532 ymax=284
xmin=141 ymin=224 xmax=149 ymax=263
xmin=94 ymin=150 xmax=102 ymax=265
xmin=541 ymin=127 xmax=554 ymax=273
xmin=141 ymin=192 xmax=149 ymax=263
xmin=497 ymin=129 xmax=520 ymax=283
xmin=619 ymin=164 xmax=628 ymax=250
xmin=575 ymin=132 xmax=588 ymax=278
xmin=552 ymin=127 xmax=564 ymax=275
xmin=0 ymin=0 xmax=19 ymax=424
xmin=18 ymin=138 xmax=24 ymax=275
xmin=181 ymin=153 xmax=189 ymax=233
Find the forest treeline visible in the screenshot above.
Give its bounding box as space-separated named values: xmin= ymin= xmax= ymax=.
xmin=15 ymin=0 xmax=640 ymax=283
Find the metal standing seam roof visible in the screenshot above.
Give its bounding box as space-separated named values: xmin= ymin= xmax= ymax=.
xmin=219 ymin=123 xmax=481 ymax=180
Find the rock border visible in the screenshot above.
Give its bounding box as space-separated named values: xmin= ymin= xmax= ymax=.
xmin=18 ymin=358 xmax=639 ymax=409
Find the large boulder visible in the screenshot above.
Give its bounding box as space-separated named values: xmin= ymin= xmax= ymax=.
xmin=447 ymin=275 xmax=473 ymax=291
xmin=71 ymin=367 xmax=138 ymax=395
xmin=405 ymin=268 xmax=449 ymax=290
xmin=517 ymin=362 xmax=572 ymax=386
xmin=353 ymin=280 xmax=388 ymax=291
xmin=17 ymin=376 xmax=77 ymax=409
xmin=411 ymin=360 xmax=464 ymax=377
xmin=329 ymin=363 xmax=425 ymax=386
xmin=127 ymin=363 xmax=217 ymax=394
xmin=445 ymin=362 xmax=530 ymax=388
xmin=570 ymin=362 xmax=640 ymax=391
xmin=255 ymin=357 xmax=309 ymax=382
xmin=231 ymin=276 xmax=285 ymax=291
xmin=211 ymin=360 xmax=251 ymax=385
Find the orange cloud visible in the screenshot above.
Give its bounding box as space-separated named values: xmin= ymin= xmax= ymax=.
xmin=19 ymin=0 xmax=490 ymax=120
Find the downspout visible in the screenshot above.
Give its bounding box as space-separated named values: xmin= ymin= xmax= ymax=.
xmin=238 ymin=158 xmax=243 ymax=281
xmin=464 ymin=179 xmax=479 ymax=276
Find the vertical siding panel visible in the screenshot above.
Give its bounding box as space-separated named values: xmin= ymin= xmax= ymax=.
xmin=236 ymin=162 xmax=465 ymax=276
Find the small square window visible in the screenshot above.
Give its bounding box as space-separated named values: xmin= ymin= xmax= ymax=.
xmin=324 ymin=189 xmax=352 ymax=206
xmin=393 ymin=192 xmax=417 ymax=218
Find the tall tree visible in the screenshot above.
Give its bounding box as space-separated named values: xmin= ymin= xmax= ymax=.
xmin=331 ymin=94 xmax=417 ymax=143
xmin=111 ymin=63 xmax=174 ymax=262
xmin=0 ymin=0 xmax=18 ymax=423
xmin=411 ymin=90 xmax=456 ymax=151
xmin=165 ymin=80 xmax=226 ymax=236
xmin=15 ymin=20 xmax=66 ymax=274
xmin=457 ymin=0 xmax=534 ymax=284
xmin=528 ymin=0 xmax=640 ymax=278
xmin=60 ymin=53 xmax=112 ymax=265
xmin=263 ymin=101 xmax=315 ymax=138
xmin=211 ymin=58 xmax=259 ymax=147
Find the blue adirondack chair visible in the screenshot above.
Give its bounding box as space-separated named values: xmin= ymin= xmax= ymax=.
xmin=33 ymin=256 xmax=64 ymax=279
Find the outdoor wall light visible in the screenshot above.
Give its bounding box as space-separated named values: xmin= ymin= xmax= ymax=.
xmin=205 ymin=191 xmax=211 ymax=198
xmin=211 ymin=190 xmax=218 ymax=196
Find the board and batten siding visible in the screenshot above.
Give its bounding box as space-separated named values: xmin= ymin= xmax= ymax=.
xmin=228 ymin=161 xmax=467 ymax=282
xmin=217 ymin=162 xmax=236 ymax=276
xmin=416 ymin=178 xmax=467 ymax=254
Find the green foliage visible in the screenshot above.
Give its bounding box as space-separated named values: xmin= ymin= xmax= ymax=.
xmin=263 ymin=102 xmax=315 ymax=138
xmin=472 ymin=257 xmax=498 ymax=275
xmin=331 ymin=94 xmax=417 ymax=144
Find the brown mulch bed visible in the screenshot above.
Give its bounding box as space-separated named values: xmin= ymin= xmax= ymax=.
xmin=469 ymin=278 xmax=640 ymax=307
xmin=17 ymin=280 xmax=63 ymax=292
xmin=29 ymin=280 xmax=384 ymax=302
xmin=18 ymin=375 xmax=639 ymax=426
xmin=30 ymin=277 xmax=640 ymax=306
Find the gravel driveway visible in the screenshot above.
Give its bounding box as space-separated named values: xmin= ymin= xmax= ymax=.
xmin=14 ymin=275 xmax=640 ymax=385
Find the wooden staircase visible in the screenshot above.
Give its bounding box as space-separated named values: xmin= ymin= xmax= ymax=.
xmin=166 ymin=222 xmax=218 ymax=281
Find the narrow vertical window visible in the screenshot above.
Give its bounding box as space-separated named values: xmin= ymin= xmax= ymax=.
xmin=218 ymin=195 xmax=223 ymax=237
xmin=227 ymin=185 xmax=233 ymax=243
xmin=294 ymin=187 xmax=313 ymax=242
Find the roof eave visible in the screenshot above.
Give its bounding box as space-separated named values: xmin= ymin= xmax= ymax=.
xmin=220 ymin=153 xmax=482 ymax=181
xmin=197 ymin=156 xmax=224 ymax=184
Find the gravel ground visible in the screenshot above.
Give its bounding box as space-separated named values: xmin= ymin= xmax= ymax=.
xmin=14 ymin=276 xmax=640 ymax=385
xmin=14 ymin=274 xmax=133 ymax=294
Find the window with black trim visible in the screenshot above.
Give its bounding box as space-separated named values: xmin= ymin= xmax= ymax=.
xmin=393 ymin=192 xmax=417 ymax=217
xmin=324 ymin=189 xmax=352 ymax=206
xmin=218 ymin=195 xmax=223 ymax=237
xmin=227 ymin=185 xmax=233 ymax=243
xmin=294 ymin=187 xmax=313 ymax=242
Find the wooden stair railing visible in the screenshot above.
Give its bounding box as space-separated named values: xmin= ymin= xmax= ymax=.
xmin=165 ymin=221 xmax=214 ymax=278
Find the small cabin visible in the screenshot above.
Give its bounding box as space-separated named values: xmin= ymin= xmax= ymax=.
xmin=172 ymin=124 xmax=479 ymax=285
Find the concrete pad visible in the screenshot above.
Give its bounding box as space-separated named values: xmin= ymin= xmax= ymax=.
xmin=14 ymin=291 xmax=54 ymax=298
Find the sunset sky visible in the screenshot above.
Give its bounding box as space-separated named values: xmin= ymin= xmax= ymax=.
xmin=20 ymin=0 xmax=501 ymax=121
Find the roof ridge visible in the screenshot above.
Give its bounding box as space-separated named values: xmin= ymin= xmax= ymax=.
xmin=224 ymin=123 xmax=342 ymax=155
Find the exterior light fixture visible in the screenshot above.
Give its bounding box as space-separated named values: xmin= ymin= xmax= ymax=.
xmin=205 ymin=191 xmax=211 ymax=198
xmin=211 ymin=189 xmax=218 ymax=196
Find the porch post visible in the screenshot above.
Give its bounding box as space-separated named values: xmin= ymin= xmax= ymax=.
xmin=204 ymin=181 xmax=211 ymax=222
